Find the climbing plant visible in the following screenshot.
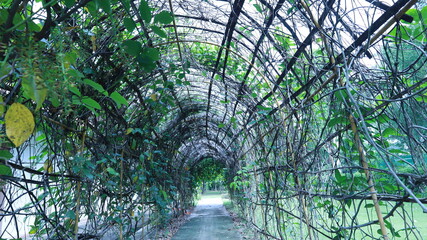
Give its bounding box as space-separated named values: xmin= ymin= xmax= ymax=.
xmin=0 ymin=0 xmax=426 ymax=239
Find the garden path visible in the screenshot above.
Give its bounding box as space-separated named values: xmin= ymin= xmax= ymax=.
xmin=171 ymin=192 xmax=242 ymax=240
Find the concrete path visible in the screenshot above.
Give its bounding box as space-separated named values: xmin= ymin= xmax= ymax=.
xmin=171 ymin=193 xmax=241 ymax=240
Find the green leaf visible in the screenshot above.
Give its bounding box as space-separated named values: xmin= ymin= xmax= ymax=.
xmin=69 ymin=86 xmax=81 ymax=96
xmin=142 ymin=47 xmax=160 ymax=61
xmin=0 ymin=150 xmax=13 ymax=160
xmin=365 ymin=203 xmax=374 ymax=208
xmin=256 ymin=105 xmax=271 ymax=111
xmin=334 ymin=170 xmax=346 ymax=184
xmin=13 ymin=12 xmax=25 ymax=30
xmin=0 ymin=96 xmax=4 ymax=116
xmin=383 ymin=182 xmax=396 ymax=192
xmin=382 ymin=127 xmax=399 ymax=138
xmin=422 ymin=6 xmax=427 ymax=24
xmin=28 ymin=20 xmax=41 ymax=32
xmin=160 ymin=189 xmax=168 ymax=200
xmin=396 ymin=26 xmax=411 ymax=40
xmin=334 ymin=89 xmax=348 ymax=102
xmin=0 ymin=164 xmax=12 ymax=176
xmin=253 ymin=4 xmax=263 ymax=13
xmin=0 ymin=9 xmax=8 ymax=25
xmin=83 ymin=79 xmax=107 ymax=96
xmin=406 ymin=9 xmax=420 ymax=22
xmin=122 ymin=0 xmax=130 ymax=11
xmin=106 ymin=167 xmax=119 ymax=176
xmin=22 ymin=74 xmax=47 ymax=111
xmin=137 ymin=55 xmax=156 ymax=72
xmin=64 ymin=51 xmax=78 ymax=66
xmin=36 ymin=133 xmax=46 ymax=142
xmin=96 ymin=0 xmax=111 ymax=13
xmin=64 ymin=0 xmax=75 ymax=8
xmin=137 ymin=48 xmax=160 ymax=72
xmin=0 ymin=63 xmax=12 ymax=80
xmin=139 ymin=0 xmax=152 ymax=23
xmin=81 ymin=97 xmax=101 ymax=110
xmin=415 ymin=95 xmax=427 ymax=102
xmin=328 ymin=117 xmax=350 ymax=127
xmin=65 ymin=210 xmax=76 ymax=219
xmin=85 ymin=1 xmax=98 ymax=15
xmin=389 ymin=149 xmax=408 ymax=154
xmin=50 ymin=95 xmax=60 ymax=107
xmin=404 ymin=6 xmax=427 ymax=24
xmin=154 ymin=11 xmax=173 ymax=24
xmin=377 ymin=115 xmax=389 ymax=124
xmin=110 ymin=91 xmax=128 ymax=107
xmin=122 ymin=40 xmax=142 ymax=56
xmin=124 ymin=17 xmax=136 ymax=32
xmin=70 ymin=86 xmax=83 ymax=98
xmin=345 ymin=199 xmax=351 ymax=208
xmin=82 ymin=168 xmax=94 ymax=180
xmin=151 ymin=26 xmax=167 ymax=38
xmin=29 ymin=226 xmax=38 ymax=234
xmin=67 ymin=69 xmax=85 ymax=78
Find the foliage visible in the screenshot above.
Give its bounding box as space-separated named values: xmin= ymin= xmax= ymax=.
xmin=5 ymin=103 xmax=34 ymax=147
xmin=190 ymin=157 xmax=226 ymax=187
xmin=0 ymin=0 xmax=426 ymax=239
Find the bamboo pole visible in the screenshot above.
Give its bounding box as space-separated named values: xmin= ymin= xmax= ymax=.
xmin=119 ymin=149 xmax=124 ymax=240
xmin=74 ymin=121 xmax=87 ymax=240
xmin=341 ymin=1 xmax=420 ymax=236
xmin=349 ymin=115 xmax=389 ymax=239
xmin=74 ymin=181 xmax=81 ymax=240
xmin=296 ymin=0 xmax=422 ymax=237
xmin=74 ymin=126 xmax=86 ymax=240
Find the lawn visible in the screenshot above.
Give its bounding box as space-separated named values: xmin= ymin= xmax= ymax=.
xmin=221 ymin=193 xmax=427 ymax=239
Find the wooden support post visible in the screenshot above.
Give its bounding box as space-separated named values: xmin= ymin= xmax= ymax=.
xmin=74 ymin=123 xmax=87 ymax=240
xmin=349 ymin=115 xmax=389 ymax=239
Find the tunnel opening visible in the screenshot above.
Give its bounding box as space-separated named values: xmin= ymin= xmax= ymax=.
xmin=189 ymin=157 xmax=227 ymax=193
xmin=1 ymin=0 xmax=427 ymax=239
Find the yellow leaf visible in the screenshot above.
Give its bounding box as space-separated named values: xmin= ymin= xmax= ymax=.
xmin=65 ymin=150 xmax=72 ymax=157
xmin=125 ymin=128 xmax=133 ymax=135
xmin=91 ymin=35 xmax=97 ymax=52
xmin=150 ymin=93 xmax=157 ymax=101
xmin=44 ymin=159 xmax=53 ymax=173
xmin=5 ymin=103 xmax=35 ymax=147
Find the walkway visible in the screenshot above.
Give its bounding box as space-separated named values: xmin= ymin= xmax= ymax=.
xmin=171 ymin=192 xmax=242 ymax=240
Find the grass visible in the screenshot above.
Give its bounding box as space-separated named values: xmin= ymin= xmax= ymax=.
xmin=221 ymin=192 xmax=427 ymax=239
xmin=201 ymin=190 xmax=225 ymax=197
xmin=194 ymin=190 xmax=225 ymax=204
xmin=347 ymin=201 xmax=427 ymax=239
xmin=222 ymin=193 xmax=258 ymax=240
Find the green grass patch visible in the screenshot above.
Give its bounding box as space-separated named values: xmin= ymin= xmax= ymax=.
xmin=202 ymin=190 xmax=225 ymax=197
xmin=223 ymin=195 xmax=427 ymax=239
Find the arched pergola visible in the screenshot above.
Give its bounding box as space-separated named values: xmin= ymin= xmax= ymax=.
xmin=0 ymin=0 xmax=426 ymax=239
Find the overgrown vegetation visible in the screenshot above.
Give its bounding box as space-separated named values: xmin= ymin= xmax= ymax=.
xmin=0 ymin=0 xmax=426 ymax=239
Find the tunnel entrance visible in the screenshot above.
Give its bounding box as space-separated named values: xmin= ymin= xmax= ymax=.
xmin=190 ymin=158 xmax=227 ymax=192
